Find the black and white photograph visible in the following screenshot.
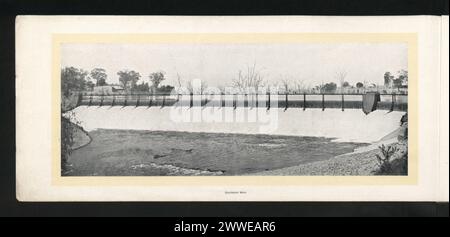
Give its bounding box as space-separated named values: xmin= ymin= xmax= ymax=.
xmin=4 ymin=0 xmax=448 ymax=218
xmin=60 ymin=41 xmax=409 ymax=177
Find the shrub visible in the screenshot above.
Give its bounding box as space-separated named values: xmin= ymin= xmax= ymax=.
xmin=61 ymin=111 xmax=80 ymax=175
xmin=375 ymin=144 xmax=399 ymax=174
xmin=389 ymin=151 xmax=408 ymax=175
xmin=61 ymin=117 xmax=73 ymax=174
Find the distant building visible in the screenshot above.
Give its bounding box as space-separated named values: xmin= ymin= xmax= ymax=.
xmin=92 ymin=85 xmax=125 ymax=94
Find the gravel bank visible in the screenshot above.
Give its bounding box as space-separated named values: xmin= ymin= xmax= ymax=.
xmin=250 ymin=138 xmax=400 ymax=176
xmin=250 ymin=114 xmax=408 ymax=176
xmin=249 ymin=148 xmax=380 ymax=176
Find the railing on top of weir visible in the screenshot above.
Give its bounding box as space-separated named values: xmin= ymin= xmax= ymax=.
xmin=76 ymin=92 xmax=408 ymax=112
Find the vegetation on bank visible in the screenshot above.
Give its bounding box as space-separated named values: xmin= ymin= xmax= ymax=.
xmin=373 ymin=113 xmax=408 ymax=175
xmin=252 ymin=113 xmax=408 ymax=176
xmin=61 ymin=67 xmax=174 ymax=94
xmin=61 ymin=115 xmax=76 ymax=175
xmin=61 ymin=65 xmax=409 ymax=95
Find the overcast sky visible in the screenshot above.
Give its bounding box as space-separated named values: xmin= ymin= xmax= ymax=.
xmin=61 ymin=42 xmax=407 ymax=88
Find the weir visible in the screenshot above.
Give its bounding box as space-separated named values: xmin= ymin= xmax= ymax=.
xmin=75 ymin=93 xmax=408 ymax=112
xmin=67 ymin=107 xmax=405 ymax=144
xmin=66 ymin=92 xmax=407 ymax=144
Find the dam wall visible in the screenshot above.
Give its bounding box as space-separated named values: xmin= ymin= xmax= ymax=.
xmin=67 ymin=106 xmax=405 ymax=143
xmin=77 ymin=93 xmax=408 ymax=112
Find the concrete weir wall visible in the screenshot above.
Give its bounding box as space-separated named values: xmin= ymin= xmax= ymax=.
xmin=67 ymin=106 xmax=405 ymax=143
xmin=79 ymin=94 xmax=408 ymax=111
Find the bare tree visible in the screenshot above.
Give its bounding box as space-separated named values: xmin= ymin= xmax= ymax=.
xmin=199 ymin=81 xmax=208 ymax=94
xmin=217 ymin=85 xmax=226 ymax=94
xmin=175 ymin=73 xmax=184 ymax=94
xmin=186 ymin=79 xmax=208 ymax=94
xmin=293 ymin=80 xmax=306 ymax=94
xmin=315 ymin=80 xmax=325 ymax=94
xmin=335 ymin=70 xmax=348 ymax=93
xmin=280 ymin=79 xmax=290 ymax=94
xmin=272 ymin=77 xmax=306 ymax=94
xmin=232 ymin=63 xmax=265 ymax=94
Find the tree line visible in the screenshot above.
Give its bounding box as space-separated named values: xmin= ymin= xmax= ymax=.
xmin=61 ymin=66 xmax=408 ymax=96
xmin=61 ymin=67 xmax=174 ymax=96
xmin=384 ymin=70 xmax=408 ymax=89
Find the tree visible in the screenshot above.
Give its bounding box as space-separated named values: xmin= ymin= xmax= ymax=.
xmin=280 ymin=79 xmax=291 ymax=94
xmin=322 ymin=82 xmax=337 ymax=93
xmin=117 ymin=70 xmax=141 ymax=91
xmin=397 ymin=69 xmax=408 ymax=85
xmin=335 ymin=70 xmax=348 ymax=91
xmin=393 ymin=78 xmax=402 ymax=88
xmin=175 ymin=73 xmax=184 ymax=94
xmin=158 ymin=85 xmax=175 ymax=93
xmin=61 ymin=67 xmax=89 ymax=97
xmin=293 ymin=80 xmax=306 ymax=93
xmin=342 ymin=81 xmax=350 ymax=87
xmin=314 ymin=81 xmax=324 ymax=93
xmin=133 ymin=81 xmax=150 ymax=92
xmin=356 ymin=82 xmax=364 ymax=88
xmin=149 ymin=71 xmax=166 ymax=90
xmin=186 ymin=80 xmax=208 ymax=94
xmin=232 ymin=63 xmax=265 ymax=93
xmin=392 ymin=70 xmax=408 ymax=90
xmin=86 ymin=80 xmax=95 ymax=91
xmin=384 ymin=72 xmax=394 ymax=87
xmin=90 ymin=68 xmax=108 ymax=86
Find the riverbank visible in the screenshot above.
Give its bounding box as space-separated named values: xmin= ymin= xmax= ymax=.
xmin=252 ymin=118 xmax=408 ymax=176
xmin=250 ymin=139 xmax=396 ymax=176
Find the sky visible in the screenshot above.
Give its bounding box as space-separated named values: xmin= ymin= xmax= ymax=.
xmin=61 ymin=42 xmax=408 ymax=88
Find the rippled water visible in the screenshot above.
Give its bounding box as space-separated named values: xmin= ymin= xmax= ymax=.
xmin=67 ymin=130 xmax=367 ymax=176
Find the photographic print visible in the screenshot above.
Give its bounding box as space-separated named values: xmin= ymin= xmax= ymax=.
xmin=17 ymin=16 xmax=448 ymax=201
xmin=60 ymin=38 xmax=409 ymax=177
